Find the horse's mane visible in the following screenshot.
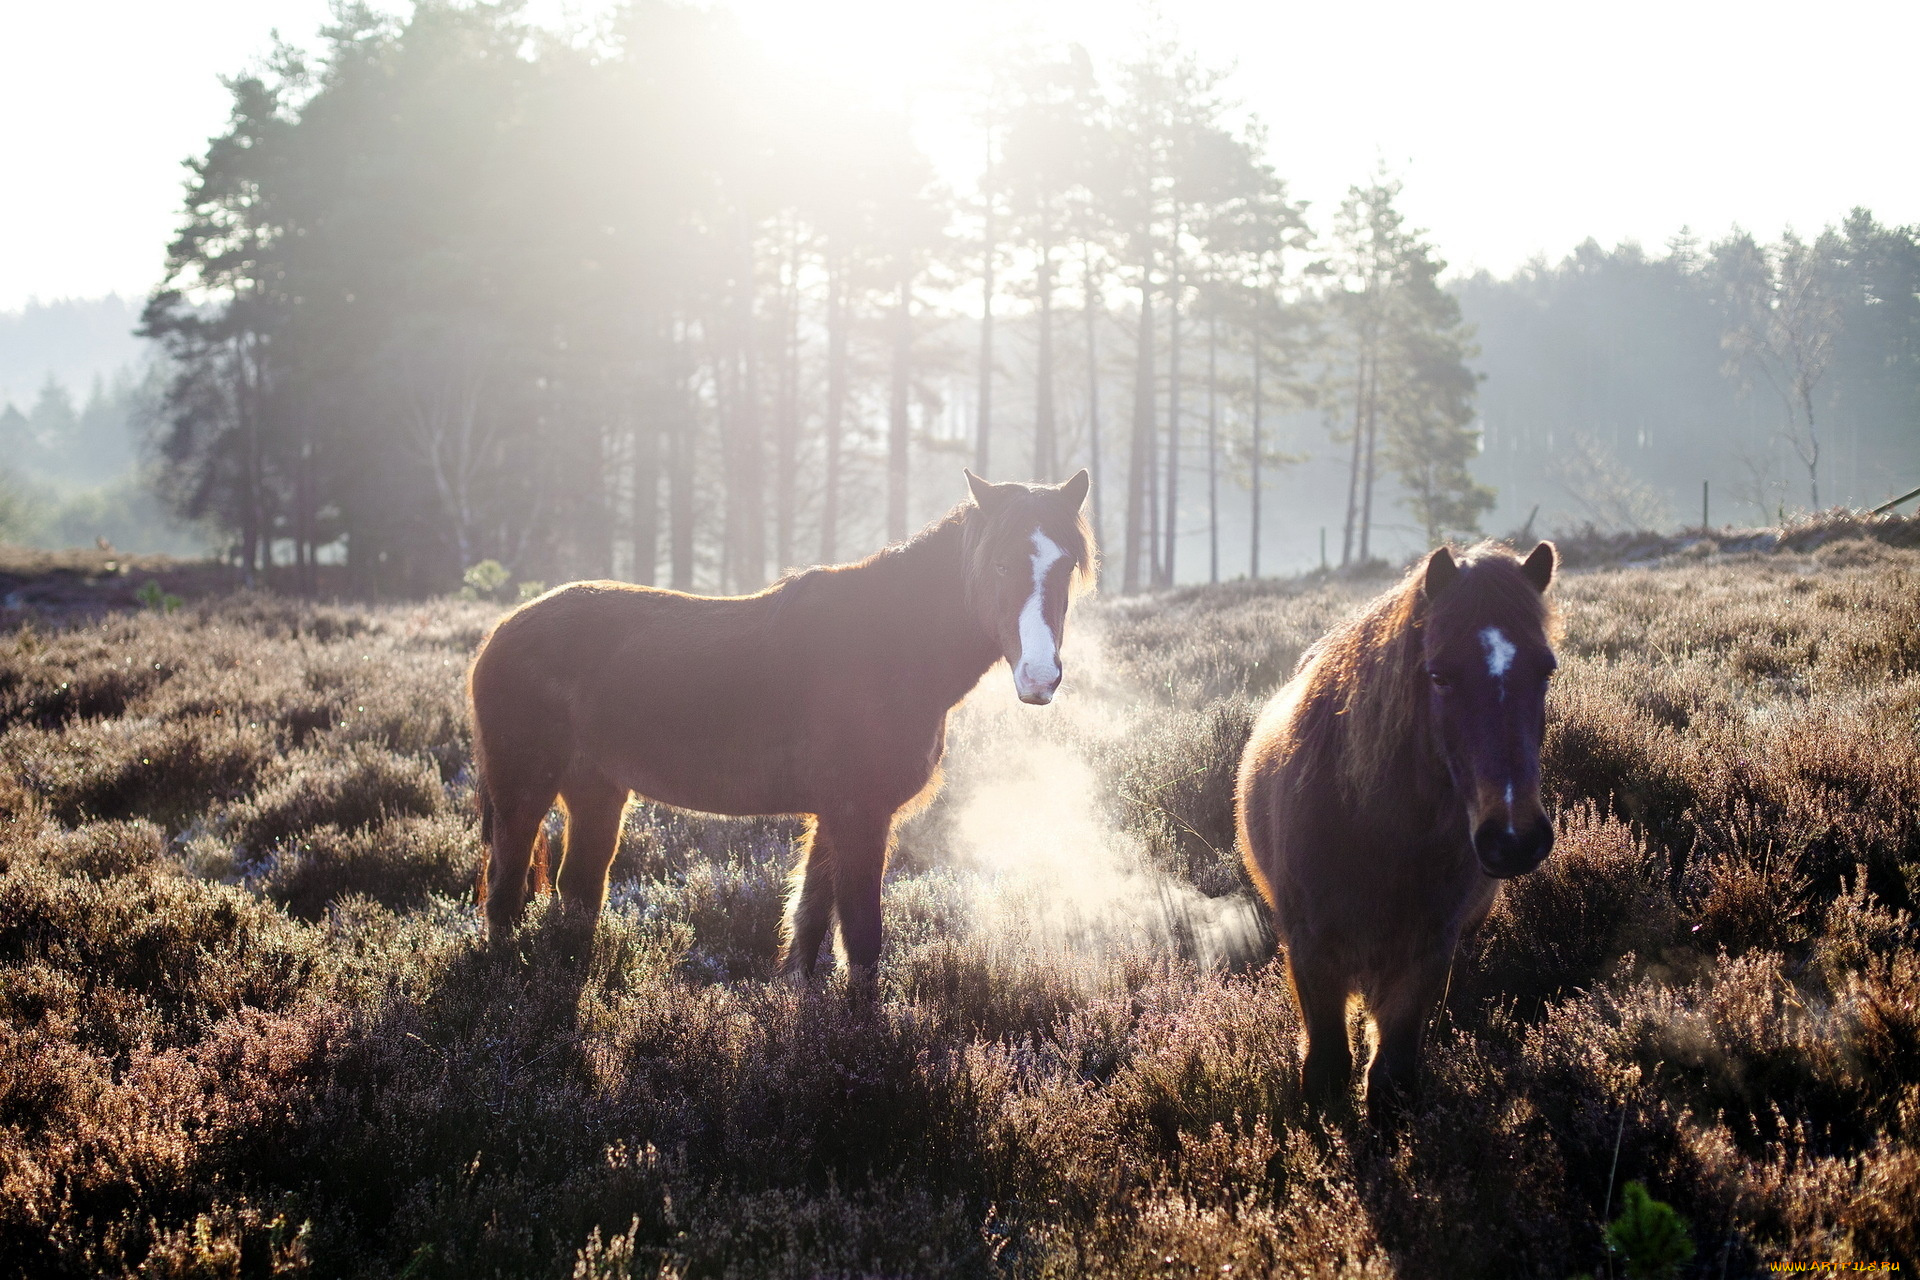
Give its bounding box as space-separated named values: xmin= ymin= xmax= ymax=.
xmin=1298 ymin=543 xmax=1553 ymax=804
xmin=762 ymin=496 xmax=1095 ymax=622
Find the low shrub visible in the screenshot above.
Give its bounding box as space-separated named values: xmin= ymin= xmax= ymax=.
xmin=0 ymin=541 xmax=1912 ymax=1276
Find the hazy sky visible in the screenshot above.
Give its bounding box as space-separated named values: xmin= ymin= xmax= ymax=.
xmin=4 ymin=0 xmax=1916 ymax=312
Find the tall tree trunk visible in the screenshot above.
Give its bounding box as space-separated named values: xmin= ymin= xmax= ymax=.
xmin=1034 ymin=234 xmax=1057 ymax=481
xmin=1359 ymin=345 xmax=1380 ymax=561
xmin=887 ymin=272 xmax=911 ymax=542
xmin=296 ymin=425 xmax=315 ymax=596
xmin=774 ymin=223 xmax=800 ymax=571
xmin=239 ymin=334 xmax=263 ymax=582
xmin=668 ymin=323 xmax=695 ymax=591
xmin=630 ymin=415 xmax=659 ymax=587
xmin=1340 ymin=333 xmax=1367 ymax=566
xmin=1799 ymin=378 xmax=1820 ymax=509
xmin=1147 ymin=367 xmax=1161 ymax=587
xmin=1206 ymin=300 xmax=1218 ymax=584
xmin=1250 ymin=297 xmax=1263 ymax=579
xmin=1083 ymin=246 xmax=1104 ymax=551
xmin=1160 ymin=224 xmax=1181 ymax=588
xmin=730 ymin=214 xmax=764 ymax=589
xmin=976 ymin=144 xmax=995 ymax=476
xmin=630 ymin=321 xmax=662 ymax=585
xmin=820 ymin=262 xmax=849 ymax=562
xmin=1123 ymin=249 xmax=1154 ymax=593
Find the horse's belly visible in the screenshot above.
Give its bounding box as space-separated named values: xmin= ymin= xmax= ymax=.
xmin=568 ymin=677 xmax=807 ymax=816
xmin=622 ymin=756 xmax=807 ymax=817
xmin=563 ymin=632 xmax=947 ymax=820
xmin=590 ymin=721 xmax=807 ymax=817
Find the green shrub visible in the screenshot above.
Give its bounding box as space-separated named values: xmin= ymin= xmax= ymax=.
xmin=1605 ymin=1182 xmax=1695 ymax=1280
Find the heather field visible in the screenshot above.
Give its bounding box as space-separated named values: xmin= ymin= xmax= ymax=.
xmin=1 ymin=522 xmax=1917 ymax=1278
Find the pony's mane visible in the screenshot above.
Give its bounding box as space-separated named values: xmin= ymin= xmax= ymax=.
xmin=762 ymin=495 xmax=1096 ymax=618
xmin=764 ymin=506 xmax=972 ymax=596
xmin=1300 ymin=542 xmax=1553 ymax=803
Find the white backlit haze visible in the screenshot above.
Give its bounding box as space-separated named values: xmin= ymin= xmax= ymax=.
xmin=3 ymin=0 xmax=1915 ymax=310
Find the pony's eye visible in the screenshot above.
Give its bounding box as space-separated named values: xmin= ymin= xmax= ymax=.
xmin=996 ymin=562 xmax=1011 ymax=576
xmin=1429 ymin=671 xmax=1452 ymax=690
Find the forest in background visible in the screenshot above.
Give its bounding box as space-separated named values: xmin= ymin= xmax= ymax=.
xmin=2 ymin=1 xmax=1916 ymax=589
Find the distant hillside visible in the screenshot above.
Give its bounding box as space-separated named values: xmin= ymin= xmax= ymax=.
xmin=0 ymin=295 xmax=149 ymax=404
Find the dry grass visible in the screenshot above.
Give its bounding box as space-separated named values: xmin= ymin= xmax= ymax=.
xmin=0 ymin=528 xmax=1915 ymax=1277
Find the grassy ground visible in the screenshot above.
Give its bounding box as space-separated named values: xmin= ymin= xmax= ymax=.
xmin=0 ymin=527 xmax=1916 ymax=1278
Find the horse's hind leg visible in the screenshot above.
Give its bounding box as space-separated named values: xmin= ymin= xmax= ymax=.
xmin=483 ymin=783 xmax=558 ymax=935
xmin=1285 ymin=946 xmax=1355 ymax=1108
xmin=777 ymin=818 xmax=836 ymax=978
xmin=554 ymin=771 xmax=631 ymax=919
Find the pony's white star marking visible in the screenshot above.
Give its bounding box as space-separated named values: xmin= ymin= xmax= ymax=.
xmin=1481 ymin=626 xmax=1516 ymax=679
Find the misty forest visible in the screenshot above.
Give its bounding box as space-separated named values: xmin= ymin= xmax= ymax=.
xmin=1 ymin=2 xmax=1918 ymax=1278
xmin=2 ymin=2 xmax=1917 ymax=587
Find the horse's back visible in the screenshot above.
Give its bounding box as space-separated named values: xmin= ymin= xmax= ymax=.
xmin=471 ymin=580 xmax=808 ymax=813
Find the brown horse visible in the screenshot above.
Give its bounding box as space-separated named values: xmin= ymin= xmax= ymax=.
xmin=1236 ymin=541 xmax=1558 ymax=1113
xmin=467 ymin=469 xmax=1094 ymax=974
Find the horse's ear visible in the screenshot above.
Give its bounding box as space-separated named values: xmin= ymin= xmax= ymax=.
xmin=1056 ymin=469 xmax=1090 ymax=510
xmin=1424 ymin=546 xmax=1459 ymax=600
xmin=1521 ymin=541 xmax=1556 ymax=593
xmin=965 ymin=469 xmax=1000 ymax=512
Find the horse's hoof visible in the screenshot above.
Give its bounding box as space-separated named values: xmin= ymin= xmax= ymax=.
xmin=841 ymin=965 xmax=881 ymax=1007
xmin=1364 ymin=1078 xmax=1419 ymax=1129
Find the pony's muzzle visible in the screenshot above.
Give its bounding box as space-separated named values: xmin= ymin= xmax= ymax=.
xmin=1473 ymin=816 xmax=1553 ymax=879
xmin=1014 ymin=661 xmax=1061 ymax=704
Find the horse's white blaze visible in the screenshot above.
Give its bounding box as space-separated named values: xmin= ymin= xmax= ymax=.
xmin=1481 ymin=626 xmax=1516 ymax=680
xmin=1015 ymin=529 xmax=1067 ymax=700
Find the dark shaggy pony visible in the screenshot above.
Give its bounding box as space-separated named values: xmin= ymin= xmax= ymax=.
xmin=1237 ymin=542 xmax=1558 ymax=1112
xmin=467 ymin=470 xmax=1095 ymax=975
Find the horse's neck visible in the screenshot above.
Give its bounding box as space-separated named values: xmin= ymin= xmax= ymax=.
xmin=857 ymin=521 xmax=999 ymax=702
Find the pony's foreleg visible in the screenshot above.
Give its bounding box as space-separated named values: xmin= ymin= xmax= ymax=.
xmin=776 ymin=818 xmax=836 ymax=978
xmin=1364 ymin=949 xmax=1451 ymax=1116
xmin=1285 ymin=945 xmax=1355 ymax=1108
xmin=825 ymin=810 xmax=893 ymax=975
xmin=553 ymin=773 xmax=631 ymax=920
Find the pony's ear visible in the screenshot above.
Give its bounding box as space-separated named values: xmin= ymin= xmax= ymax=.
xmin=1424 ymin=546 xmax=1459 ymax=600
xmin=1521 ymin=541 xmax=1556 ymax=593
xmin=1055 ymin=469 xmax=1090 ymax=510
xmin=965 ymin=469 xmax=1001 ymax=512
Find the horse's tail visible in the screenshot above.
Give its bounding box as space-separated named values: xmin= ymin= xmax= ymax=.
xmin=470 ymin=744 xmax=549 ymax=917
xmin=474 ymin=774 xmax=495 ymax=907
xmin=527 ymin=821 xmax=551 ymax=896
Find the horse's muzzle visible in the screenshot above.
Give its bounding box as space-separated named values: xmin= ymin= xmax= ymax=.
xmin=1014 ymin=662 xmax=1061 ymax=704
xmin=1473 ymin=817 xmax=1553 ymax=879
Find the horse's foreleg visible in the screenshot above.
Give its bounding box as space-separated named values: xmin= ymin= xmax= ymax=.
xmin=1285 ymin=945 xmax=1355 ymax=1108
xmin=825 ymin=810 xmax=893 ymax=974
xmin=777 ymin=818 xmax=837 ymax=978
xmin=1365 ymin=949 xmax=1451 ymax=1116
xmin=553 ymin=773 xmax=630 ymax=919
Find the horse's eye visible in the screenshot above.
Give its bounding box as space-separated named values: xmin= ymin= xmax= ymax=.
xmin=996 ymin=562 xmax=1011 ymax=576
xmin=1429 ymin=671 xmax=1452 ymax=690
